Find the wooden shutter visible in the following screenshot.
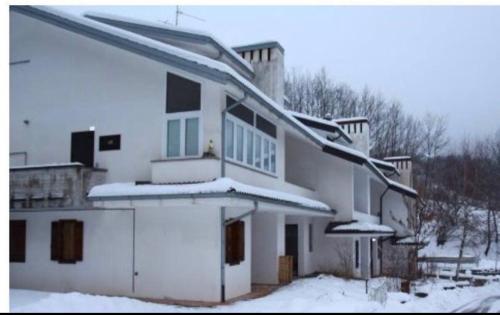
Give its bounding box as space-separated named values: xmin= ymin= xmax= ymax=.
xmin=225 ymin=223 xmax=236 ymax=265
xmin=237 ymin=221 xmax=245 ymax=263
xmin=51 ymin=220 xmax=84 ymax=264
xmin=51 ymin=221 xmax=62 ymax=261
xmin=10 ymin=220 xmax=26 ymax=263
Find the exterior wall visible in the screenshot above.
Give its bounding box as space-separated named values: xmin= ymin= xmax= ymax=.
xmin=353 ymin=166 xmax=369 ymax=214
xmin=383 ymin=190 xmax=411 ymax=237
xmin=251 ymin=212 xmax=285 ymax=285
xmin=10 ymin=209 xmax=135 ymax=296
xmin=285 ymin=133 xmax=355 ymax=222
xmin=10 ymin=12 xmax=224 ymax=184
xmin=10 ymin=166 xmax=106 ymax=209
xmin=370 ymin=178 xmax=386 ymax=217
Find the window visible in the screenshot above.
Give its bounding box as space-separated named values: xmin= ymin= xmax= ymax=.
xmin=224 ymin=96 xmax=277 ymax=175
xmin=263 ymin=139 xmax=270 ymax=171
xmin=166 ymin=117 xmax=200 ymax=158
xmin=256 ymin=115 xmax=277 ymax=138
xmin=167 ymin=120 xmax=181 ymax=157
xmin=99 ymin=135 xmax=121 ymax=151
xmin=236 ymin=125 xmax=244 ymax=162
xmin=10 ymin=220 xmax=26 ymax=263
xmin=225 ymin=220 xmax=245 ymax=266
xmin=255 ymin=135 xmax=262 ymax=168
xmin=185 ymin=118 xmax=199 ymax=156
xmin=309 ymin=224 xmax=313 ymax=253
xmin=51 ymin=220 xmax=84 ymax=264
xmin=225 ymin=120 xmax=234 ymax=159
xmin=246 ymin=130 xmax=254 ymax=166
xmin=166 ymin=73 xmax=201 ymax=113
xmin=270 ymin=143 xmax=276 ymax=173
xmin=355 ymin=240 xmax=360 ymax=269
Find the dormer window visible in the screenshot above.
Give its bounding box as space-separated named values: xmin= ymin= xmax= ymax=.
xmin=165 ymin=73 xmax=202 ymax=159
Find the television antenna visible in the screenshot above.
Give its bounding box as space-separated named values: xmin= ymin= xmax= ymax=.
xmin=175 ymin=5 xmax=205 ymax=26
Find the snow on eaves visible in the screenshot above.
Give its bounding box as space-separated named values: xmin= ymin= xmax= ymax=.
xmin=329 ymin=222 xmax=395 ymax=234
xmin=82 ymin=11 xmax=254 ymax=74
xmin=333 ymin=116 xmax=369 ymax=124
xmin=88 ymin=177 xmax=331 ymax=211
xmin=387 ymin=178 xmax=418 ymax=196
xmin=287 ymin=110 xmax=352 ymax=142
xmin=384 ymin=156 xmax=412 ymax=161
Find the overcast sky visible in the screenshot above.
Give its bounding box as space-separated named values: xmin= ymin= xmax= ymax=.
xmin=56 ymin=5 xmax=500 ymax=143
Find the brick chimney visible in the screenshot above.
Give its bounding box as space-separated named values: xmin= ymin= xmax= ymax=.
xmin=233 ymin=41 xmax=285 ymax=106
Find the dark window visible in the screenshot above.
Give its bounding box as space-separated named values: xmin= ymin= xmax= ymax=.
xmin=259 ymin=49 xmax=263 ymax=61
xmin=71 ymin=131 xmax=94 ymax=167
xmin=268 ymin=48 xmax=272 ymax=61
xmin=250 ymin=50 xmax=254 ymax=60
xmin=166 ymin=73 xmax=201 ymax=113
xmin=256 ymin=115 xmax=277 ymax=138
xmin=225 ymin=220 xmax=245 ymax=266
xmin=99 ymin=135 xmax=121 ymax=151
xmin=348 ymin=124 xmax=351 ymax=133
xmin=10 ymin=220 xmax=26 ymax=263
xmin=309 ymin=224 xmax=313 ymax=253
xmin=51 ymin=220 xmax=84 ymax=264
xmin=355 ymin=240 xmax=360 ymax=268
xmin=226 ymin=97 xmax=254 ymax=125
xmin=354 ymin=123 xmax=357 ymax=133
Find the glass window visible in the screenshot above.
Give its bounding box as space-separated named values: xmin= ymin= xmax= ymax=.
xmin=255 ymin=135 xmax=262 ymax=168
xmin=225 ymin=119 xmax=234 ymax=159
xmin=236 ymin=125 xmax=244 ymax=162
xmin=185 ymin=118 xmax=199 ymax=156
xmin=246 ymin=130 xmax=254 ymax=166
xmin=166 ymin=73 xmax=201 ymax=113
xmin=263 ymin=139 xmax=270 ymax=171
xmin=270 ymin=142 xmax=276 ymax=173
xmin=167 ymin=119 xmax=181 ymax=157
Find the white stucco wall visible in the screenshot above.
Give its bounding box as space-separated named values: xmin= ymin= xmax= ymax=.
xmin=383 ymin=190 xmax=410 ymax=237
xmin=10 ymin=209 xmax=134 ymax=296
xmin=9 ymin=12 xmax=224 ymax=184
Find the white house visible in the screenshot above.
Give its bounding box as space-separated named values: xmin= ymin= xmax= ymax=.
xmin=9 ymin=6 xmax=419 ymax=303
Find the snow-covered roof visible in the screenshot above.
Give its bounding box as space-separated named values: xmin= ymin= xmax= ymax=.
xmin=287 ymin=111 xmax=352 ymax=143
xmin=370 ymin=158 xmax=401 ymax=175
xmin=88 ymin=177 xmax=333 ymax=212
xmin=387 ymin=179 xmax=418 ymax=198
xmin=334 ymin=117 xmax=369 ymax=124
xmin=83 ymin=11 xmax=254 ymax=76
xmin=325 ymin=221 xmax=395 ymax=235
xmin=384 ymin=156 xmax=412 ymax=161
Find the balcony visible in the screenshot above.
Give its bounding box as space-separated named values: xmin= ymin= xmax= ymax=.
xmin=10 ymin=163 xmax=107 ymax=209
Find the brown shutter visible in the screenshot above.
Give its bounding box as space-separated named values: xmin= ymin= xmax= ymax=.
xmin=237 ymin=221 xmax=245 ymax=263
xmin=51 ymin=221 xmax=62 ymax=261
xmin=74 ymin=221 xmax=84 ymax=262
xmin=10 ymin=220 xmax=26 ymax=263
xmin=225 ymin=223 xmax=235 ymax=265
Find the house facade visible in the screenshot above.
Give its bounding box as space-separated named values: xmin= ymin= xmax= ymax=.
xmin=9 ymin=6 xmax=418 ymax=303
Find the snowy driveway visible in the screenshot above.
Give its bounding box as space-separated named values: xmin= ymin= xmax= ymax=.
xmin=10 ymin=275 xmax=500 ymax=313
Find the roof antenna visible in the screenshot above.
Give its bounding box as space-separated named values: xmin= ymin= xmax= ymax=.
xmin=175 ymin=5 xmax=205 ymax=26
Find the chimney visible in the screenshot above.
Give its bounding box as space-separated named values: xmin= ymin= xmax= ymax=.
xmin=384 ymin=156 xmax=413 ymax=188
xmin=335 ymin=117 xmax=370 ymax=155
xmin=233 ymin=41 xmax=285 ymax=106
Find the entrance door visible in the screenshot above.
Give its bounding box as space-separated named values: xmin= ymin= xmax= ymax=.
xmin=285 ymin=224 xmax=299 ymax=276
xmin=71 ymin=131 xmax=95 ymax=167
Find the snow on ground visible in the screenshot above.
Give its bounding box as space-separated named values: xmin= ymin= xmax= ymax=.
xmin=10 ymin=275 xmax=500 ymax=313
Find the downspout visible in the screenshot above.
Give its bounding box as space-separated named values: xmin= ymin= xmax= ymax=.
xmin=219 ymin=94 xmax=247 ymax=303
xmin=379 ymin=186 xmax=390 ymax=275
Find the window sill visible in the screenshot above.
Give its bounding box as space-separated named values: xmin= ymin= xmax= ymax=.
xmin=151 ymin=154 xmax=220 ymax=163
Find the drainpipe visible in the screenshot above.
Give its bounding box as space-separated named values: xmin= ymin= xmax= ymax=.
xmin=221 ymin=94 xmax=247 ymax=178
xmin=379 ymin=186 xmax=390 ymax=274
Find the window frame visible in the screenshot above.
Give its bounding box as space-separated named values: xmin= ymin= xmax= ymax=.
xmin=163 ymin=111 xmax=203 ymax=160
xmin=225 ymin=112 xmax=277 ymax=176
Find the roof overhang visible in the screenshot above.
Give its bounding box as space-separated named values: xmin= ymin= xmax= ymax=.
xmin=290 ymin=113 xmax=353 ymax=144
xmin=324 ymin=221 xmax=395 ymax=237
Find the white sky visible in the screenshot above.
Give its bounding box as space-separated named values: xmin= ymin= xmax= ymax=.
xmin=55 ymin=5 xmax=500 ymax=142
